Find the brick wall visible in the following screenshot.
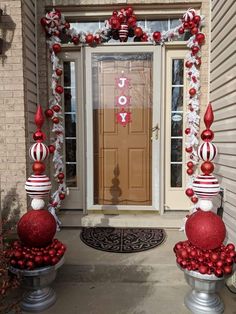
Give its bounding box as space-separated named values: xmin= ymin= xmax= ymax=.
xmin=0 ymin=1 xmax=28 ymax=221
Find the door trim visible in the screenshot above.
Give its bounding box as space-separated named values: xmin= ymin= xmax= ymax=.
xmin=85 ymin=45 xmax=162 ymax=212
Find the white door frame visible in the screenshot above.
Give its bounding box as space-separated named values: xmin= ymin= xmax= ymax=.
xmin=85 ymin=44 xmax=162 ymax=212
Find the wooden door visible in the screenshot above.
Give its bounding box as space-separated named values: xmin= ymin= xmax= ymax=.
xmin=92 ymin=53 xmax=153 ymax=205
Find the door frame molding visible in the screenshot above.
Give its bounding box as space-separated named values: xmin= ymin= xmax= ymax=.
xmin=85 ymin=44 xmax=162 ymax=212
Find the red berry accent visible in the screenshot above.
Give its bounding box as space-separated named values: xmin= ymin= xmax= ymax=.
xmin=185 ymin=128 xmax=191 ymax=135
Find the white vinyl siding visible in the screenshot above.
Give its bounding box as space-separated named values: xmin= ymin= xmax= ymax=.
xmin=210 ymin=0 xmax=236 ymax=243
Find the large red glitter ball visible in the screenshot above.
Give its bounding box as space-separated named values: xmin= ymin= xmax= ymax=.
xmin=17 ymin=210 xmax=56 ymax=248
xmin=185 ymin=210 xmax=226 ymax=250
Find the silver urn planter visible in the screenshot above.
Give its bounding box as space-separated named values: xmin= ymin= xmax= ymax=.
xmin=9 ymin=257 xmax=64 ymax=312
xmin=181 ymin=267 xmax=226 ymax=314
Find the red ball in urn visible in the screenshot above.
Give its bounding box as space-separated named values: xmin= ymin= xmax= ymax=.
xmin=185 ymin=210 xmax=226 ymax=250
xmin=17 ymin=210 xmax=57 ymax=247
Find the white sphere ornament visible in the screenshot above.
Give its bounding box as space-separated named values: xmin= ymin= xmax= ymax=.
xmin=25 ymin=174 xmax=52 ymax=199
xmin=192 ymin=175 xmax=220 ymax=200
xmin=31 ymin=198 xmax=45 ymax=210
xmin=29 ymin=142 xmax=49 ymax=162
xmin=198 ymin=142 xmax=217 ymax=161
xmin=198 ymin=199 xmax=213 ymax=211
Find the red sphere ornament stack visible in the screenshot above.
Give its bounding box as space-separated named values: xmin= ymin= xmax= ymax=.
xmin=7 ymin=105 xmax=66 ymax=270
xmin=174 ymin=104 xmax=236 ymax=277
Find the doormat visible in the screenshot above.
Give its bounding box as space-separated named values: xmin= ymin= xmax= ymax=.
xmin=80 ymin=227 xmax=166 ymax=253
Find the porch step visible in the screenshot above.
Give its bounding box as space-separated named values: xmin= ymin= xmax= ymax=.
xmin=59 ymin=211 xmax=188 ymax=228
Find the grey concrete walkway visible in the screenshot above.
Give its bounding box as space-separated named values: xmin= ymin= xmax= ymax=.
xmin=23 ymin=229 xmax=236 ymax=314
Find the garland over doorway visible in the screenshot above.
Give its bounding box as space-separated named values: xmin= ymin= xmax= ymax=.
xmin=41 ymin=7 xmax=205 ymax=216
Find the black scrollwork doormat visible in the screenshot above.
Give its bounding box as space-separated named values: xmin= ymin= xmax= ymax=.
xmin=80 ymin=227 xmax=166 ymax=253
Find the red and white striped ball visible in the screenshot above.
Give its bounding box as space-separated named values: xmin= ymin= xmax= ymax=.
xmin=183 ymin=9 xmax=196 ymax=22
xmin=192 ymin=175 xmax=220 ymax=200
xmin=198 ymin=142 xmax=217 ymax=161
xmin=25 ymin=174 xmax=52 ymax=199
xmin=119 ymin=24 xmax=129 ymax=42
xmin=29 ymin=143 xmax=49 ymax=162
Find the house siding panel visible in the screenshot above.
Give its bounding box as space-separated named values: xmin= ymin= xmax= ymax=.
xmin=22 ymin=0 xmax=38 ymax=174
xmin=211 ymin=0 xmax=236 ymax=243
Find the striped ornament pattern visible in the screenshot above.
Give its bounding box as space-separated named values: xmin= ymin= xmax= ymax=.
xmin=198 ymin=142 xmax=217 ymax=161
xmin=25 ymin=174 xmax=52 ymax=198
xmin=119 ymin=24 xmax=128 ymax=42
xmin=29 ymin=143 xmax=49 ymax=162
xmin=192 ymin=175 xmax=220 ymax=200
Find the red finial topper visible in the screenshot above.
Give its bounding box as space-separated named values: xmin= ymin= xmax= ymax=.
xmin=204 ymin=103 xmax=214 ymax=129
xmin=34 ymin=104 xmax=45 ymax=130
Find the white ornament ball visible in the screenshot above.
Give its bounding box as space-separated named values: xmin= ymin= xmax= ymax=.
xmin=192 ymin=175 xmax=220 ymax=200
xmin=25 ymin=174 xmax=52 ymax=199
xmin=198 ymin=199 xmax=213 ymax=211
xmin=198 ymin=142 xmax=217 ymax=161
xmin=29 ymin=142 xmax=49 ymax=162
xmin=31 ymin=198 xmax=45 ymax=210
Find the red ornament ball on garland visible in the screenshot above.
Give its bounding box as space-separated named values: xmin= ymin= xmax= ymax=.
xmin=187 ymin=161 xmax=194 ymax=168
xmin=191 ymin=46 xmax=200 ymax=55
xmin=55 ymin=85 xmax=64 ymax=94
xmin=33 ymin=130 xmax=46 ymax=142
xmin=57 ymin=173 xmax=65 ymax=180
xmin=52 ymin=117 xmax=60 ymax=124
xmin=187 ymin=168 xmax=194 ymax=176
xmin=201 ymin=129 xmax=214 ymax=142
xmin=141 ymin=33 xmax=148 ymax=42
xmin=134 ymin=27 xmax=143 ymax=37
xmin=193 ymin=15 xmax=201 ymax=25
xmin=201 ymin=161 xmax=214 ymax=175
xmin=153 ymin=31 xmax=161 ymax=42
xmin=188 ymin=21 xmax=195 ymax=29
xmin=40 ymin=17 xmax=48 ymax=27
xmin=85 ymin=34 xmax=94 ymax=44
xmin=191 ymin=196 xmax=198 ymax=204
xmin=32 ymin=161 xmax=46 ymax=175
xmin=17 ymin=210 xmax=56 ymax=248
xmin=185 ymin=128 xmax=191 ymax=135
xmin=45 ymin=109 xmax=54 ymax=118
xmin=183 ymin=22 xmax=190 ymax=29
xmin=185 ymin=188 xmax=194 ymax=197
xmin=178 ymin=27 xmax=184 ymax=35
xmin=189 ymin=88 xmax=197 ymax=96
xmin=56 ymin=68 xmax=63 ymax=76
xmin=127 ymin=16 xmax=137 ymax=28
xmin=53 ymin=30 xmax=60 ymax=37
xmin=185 ymin=210 xmax=226 ymax=250
xmin=191 ymin=27 xmax=199 ymax=35
xmin=48 ymin=145 xmax=55 ymax=154
xmin=52 ymin=43 xmax=61 ymax=54
xmin=185 ymin=61 xmax=193 ymax=68
xmin=52 ymin=105 xmax=61 ymax=112
xmin=72 ymin=36 xmax=80 ymax=45
xmin=64 ymin=22 xmax=70 ymax=29
xmin=196 ymin=57 xmax=202 ymax=67
xmin=185 ymin=146 xmax=193 ymax=153
xmin=196 ymin=33 xmax=205 ymax=45
xmin=59 ymin=193 xmax=65 ymax=200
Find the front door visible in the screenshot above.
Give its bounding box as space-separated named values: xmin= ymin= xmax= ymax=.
xmin=86 ymin=45 xmax=161 ymax=211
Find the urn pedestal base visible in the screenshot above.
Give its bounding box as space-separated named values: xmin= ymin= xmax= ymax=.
xmin=181 ymin=267 xmax=226 ymax=314
xmin=10 ymin=257 xmax=64 ymax=312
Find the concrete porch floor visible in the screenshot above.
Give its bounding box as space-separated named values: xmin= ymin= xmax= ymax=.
xmin=24 ymin=229 xmax=236 ymax=314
